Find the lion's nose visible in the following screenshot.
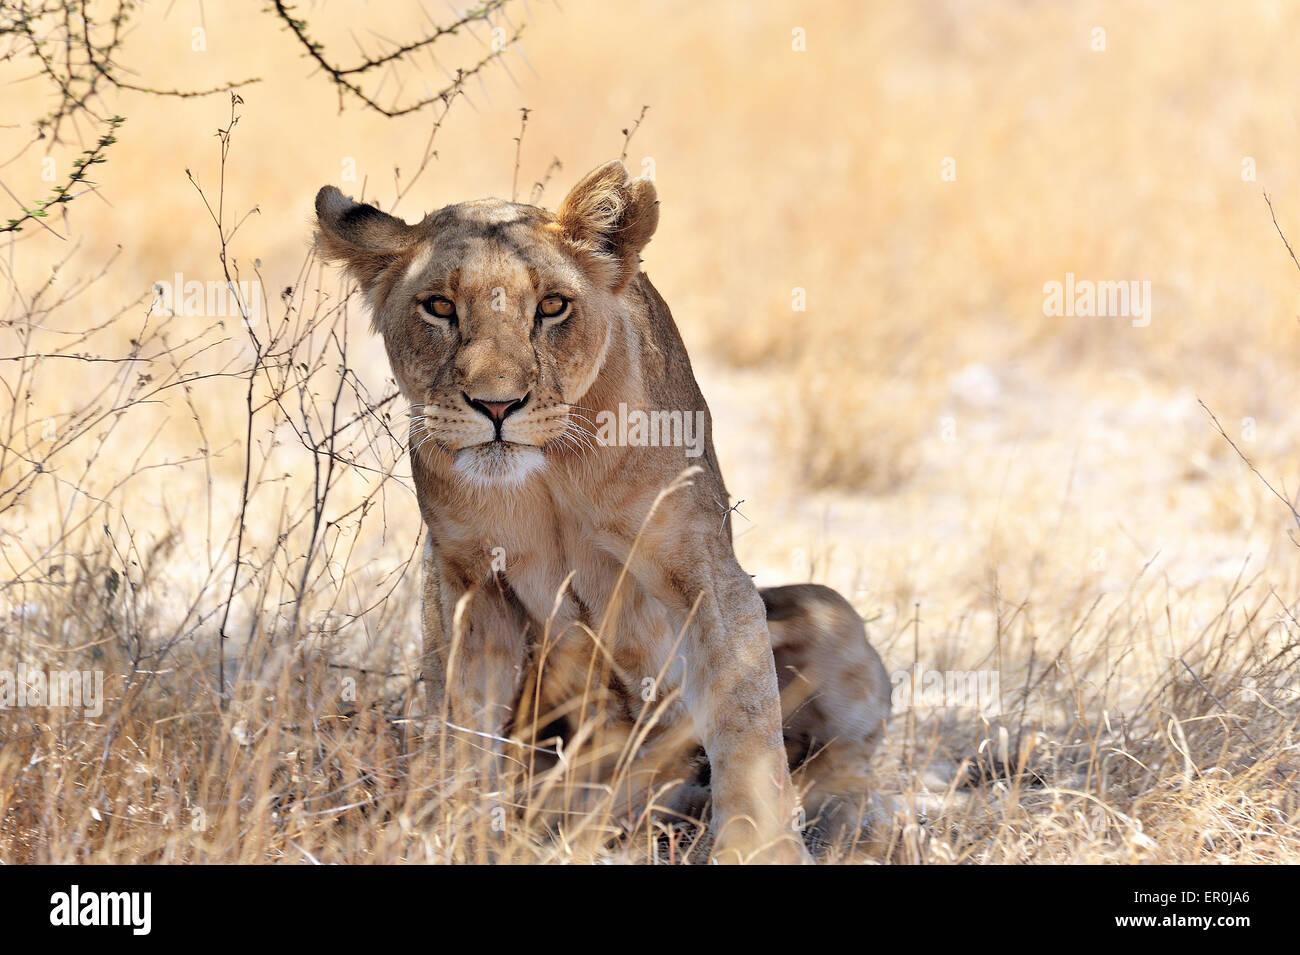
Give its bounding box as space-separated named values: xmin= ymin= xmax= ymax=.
xmin=466 ymin=393 xmax=529 ymax=424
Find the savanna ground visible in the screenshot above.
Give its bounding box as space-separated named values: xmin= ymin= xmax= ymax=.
xmin=1 ymin=0 xmax=1298 ymax=863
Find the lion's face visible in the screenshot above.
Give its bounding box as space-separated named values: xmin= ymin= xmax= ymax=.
xmin=378 ymin=200 xmax=615 ymax=487
xmin=315 ymin=162 xmax=659 ymax=487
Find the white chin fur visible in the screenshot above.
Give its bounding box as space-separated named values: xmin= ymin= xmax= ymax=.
xmin=453 ymin=443 xmax=545 ymax=488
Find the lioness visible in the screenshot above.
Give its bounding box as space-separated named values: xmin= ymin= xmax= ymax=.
xmin=314 ymin=161 xmax=890 ymax=862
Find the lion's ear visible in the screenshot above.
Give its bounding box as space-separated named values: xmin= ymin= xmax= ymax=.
xmin=314 ymin=186 xmax=417 ymax=289
xmin=556 ymin=161 xmax=659 ymax=292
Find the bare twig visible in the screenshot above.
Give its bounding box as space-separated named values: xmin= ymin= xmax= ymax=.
xmin=271 ymin=0 xmax=523 ymax=117
xmin=1263 ymin=190 xmax=1300 ymax=276
xmin=619 ymin=105 xmax=649 ymax=163
xmin=511 ymin=107 xmax=531 ymax=202
xmin=1198 ymin=397 xmax=1300 ymax=546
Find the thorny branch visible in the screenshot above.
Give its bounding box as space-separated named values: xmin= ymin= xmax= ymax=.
xmin=271 ymin=0 xmax=524 ymax=117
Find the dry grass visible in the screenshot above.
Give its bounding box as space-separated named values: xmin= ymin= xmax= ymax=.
xmin=1 ymin=0 xmax=1298 ymax=863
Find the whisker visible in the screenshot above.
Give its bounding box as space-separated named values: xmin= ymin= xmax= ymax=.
xmin=548 ymin=428 xmax=583 ymax=456
xmin=563 ymin=419 xmax=598 ymax=451
xmin=552 ymin=427 xmax=587 ymax=455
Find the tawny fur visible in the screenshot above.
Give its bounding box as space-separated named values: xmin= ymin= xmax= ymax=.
xmin=315 ymin=161 xmax=890 ymax=862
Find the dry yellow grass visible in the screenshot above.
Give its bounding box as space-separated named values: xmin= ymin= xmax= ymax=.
xmin=1 ymin=0 xmax=1298 ymax=863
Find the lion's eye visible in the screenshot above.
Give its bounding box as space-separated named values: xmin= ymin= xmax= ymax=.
xmin=537 ymin=294 xmax=568 ymax=320
xmin=421 ymin=296 xmax=456 ymax=321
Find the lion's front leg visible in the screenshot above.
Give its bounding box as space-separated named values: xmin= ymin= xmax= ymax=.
xmin=439 ymin=583 xmax=529 ymax=738
xmin=419 ymin=555 xmax=529 ymax=859
xmin=668 ymin=564 xmax=808 ymax=864
xmin=420 ymin=533 xmax=447 ymax=712
xmin=421 ymin=539 xmax=540 ymax=736
xmin=427 ymin=558 xmax=530 ymax=795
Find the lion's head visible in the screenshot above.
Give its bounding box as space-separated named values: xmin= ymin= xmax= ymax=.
xmin=314 ymin=161 xmax=658 ymax=487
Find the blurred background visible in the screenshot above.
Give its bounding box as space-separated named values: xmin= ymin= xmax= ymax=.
xmin=2 ymin=0 xmax=1298 ymax=862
